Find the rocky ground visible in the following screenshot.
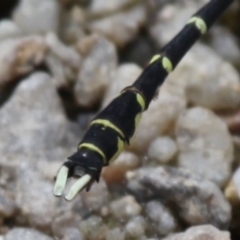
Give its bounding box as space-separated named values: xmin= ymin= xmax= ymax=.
xmin=0 ymin=0 xmax=240 ymax=239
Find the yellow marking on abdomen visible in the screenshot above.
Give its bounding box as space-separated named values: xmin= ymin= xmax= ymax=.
xmin=91 ymin=119 xmax=125 ymax=139
xmin=188 ymin=16 xmax=207 ymax=34
xmin=136 ymin=93 xmax=146 ymax=111
xmin=149 ymin=54 xmax=173 ymax=73
xmin=162 ymin=56 xmax=173 ymax=73
xmin=149 ymin=54 xmax=161 ymax=64
xmin=79 ymin=143 xmax=107 ymax=164
xmin=109 ymin=137 xmax=125 ymax=164
xmin=129 ymin=112 xmax=142 ymax=143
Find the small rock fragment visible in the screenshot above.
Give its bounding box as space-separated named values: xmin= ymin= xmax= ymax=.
xmin=62 ymin=228 xmax=84 ymax=240
xmin=209 ymin=26 xmax=240 ymax=66
xmin=147 ymin=136 xmax=178 ymax=164
xmin=89 ymin=5 xmax=146 ymax=47
xmin=127 ymin=166 xmax=231 ymax=228
xmin=5 ymin=228 xmax=54 ymax=240
xmin=15 ymin=163 xmax=58 ymax=230
xmin=0 ymin=36 xmax=46 ymax=89
xmin=13 ymin=0 xmax=60 ymax=34
xmin=105 ymin=228 xmax=125 ymax=240
xmin=0 ymin=188 xmax=18 ymax=218
xmin=161 ymin=225 xmax=230 ymax=240
xmin=45 ymin=32 xmax=82 ymax=88
xmin=0 ymin=72 xmax=70 ymax=160
xmin=81 ymin=179 xmax=110 ymax=212
xmin=109 ymin=195 xmax=142 ymax=221
xmin=89 ymin=0 xmax=139 ymax=16
xmin=145 ymin=201 xmax=178 ymax=235
xmin=176 ymin=107 xmax=233 ymax=187
xmin=170 ymin=43 xmax=240 ymax=110
xmin=150 ymin=2 xmax=206 ymax=45
xmin=0 ymin=20 xmax=22 ymax=41
xmin=74 ymin=35 xmax=117 ymax=107
xmin=79 ymin=216 xmax=108 ymax=240
xmin=102 ymin=151 xmax=140 ymax=183
xmin=225 ymin=166 xmax=240 ymax=204
xmin=125 ymin=216 xmax=147 ymax=239
xmin=52 ymin=211 xmax=82 ymax=238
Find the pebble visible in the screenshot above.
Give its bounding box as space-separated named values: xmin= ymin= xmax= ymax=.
xmin=150 ymin=1 xmax=207 ymax=45
xmin=89 ymin=0 xmax=138 ymax=16
xmin=60 ymin=6 xmax=86 ymax=44
xmin=0 ymin=20 xmax=22 ymax=41
xmin=15 ymin=162 xmax=58 ymax=230
xmin=125 ymin=216 xmax=148 ymax=239
xmin=46 ymin=33 xmax=82 ymax=70
xmin=209 ymin=26 xmax=240 ymax=67
xmin=105 ymin=228 xmax=125 ymax=240
xmin=127 ymin=166 xmax=231 ymax=228
xmin=13 ymin=0 xmax=60 ymax=34
xmin=89 ymin=5 xmax=147 ymax=47
xmin=169 ymin=43 xmax=240 ymax=110
xmin=0 ymin=72 xmax=72 ymax=160
xmin=4 ymin=228 xmax=53 ymax=240
xmin=147 ymin=136 xmax=178 ymax=164
xmin=225 ymin=167 xmax=240 ymax=204
xmin=62 ymin=228 xmax=84 ymax=240
xmin=224 ymin=166 xmax=240 ymax=237
xmin=51 ymin=212 xmax=82 ymax=238
xmin=0 ymin=36 xmax=46 ymax=90
xmin=0 ymin=188 xmax=17 ymax=218
xmin=145 ymin=200 xmax=178 ymax=235
xmin=74 ymin=35 xmax=117 ymax=107
xmin=102 ymin=151 xmax=140 ymax=183
xmin=79 ymin=216 xmax=108 ymax=240
xmin=45 ymin=32 xmax=82 ymax=88
xmin=109 ymin=195 xmax=142 ymax=221
xmin=161 ymin=225 xmax=230 ymax=240
xmin=80 ymin=179 xmax=110 ymax=212
xmin=176 ymin=107 xmax=233 ymax=187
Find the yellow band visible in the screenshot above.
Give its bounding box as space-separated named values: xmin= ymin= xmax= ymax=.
xmin=91 ymin=119 xmax=125 ymax=139
xmin=149 ymin=54 xmax=173 ymax=73
xmin=188 ymin=16 xmax=207 ymax=34
xmin=79 ymin=143 xmax=107 ymax=164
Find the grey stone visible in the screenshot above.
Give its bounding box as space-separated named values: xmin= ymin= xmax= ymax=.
xmin=5 ymin=228 xmax=53 ymax=240
xmin=0 ymin=72 xmax=76 ymax=160
xmin=75 ymin=35 xmax=117 ymax=107
xmin=125 ymin=216 xmax=147 ymax=239
xmin=15 ymin=163 xmax=58 ymax=229
xmin=62 ymin=228 xmax=84 ymax=240
xmin=127 ymin=166 xmax=231 ymax=229
xmin=89 ymin=5 xmax=146 ymax=47
xmin=169 ymin=43 xmax=240 ymax=110
xmin=109 ymin=195 xmax=142 ymax=221
xmin=0 ymin=20 xmax=22 ymax=41
xmin=0 ymin=188 xmax=18 ymax=218
xmin=89 ymin=0 xmax=139 ymax=16
xmin=147 ymin=136 xmax=178 ymax=164
xmin=0 ymin=36 xmax=46 ymax=89
xmin=176 ymin=107 xmax=233 ymax=187
xmin=13 ymin=0 xmax=60 ymax=34
xmin=145 ymin=201 xmax=178 ymax=235
xmin=161 ymin=225 xmax=230 ymax=240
